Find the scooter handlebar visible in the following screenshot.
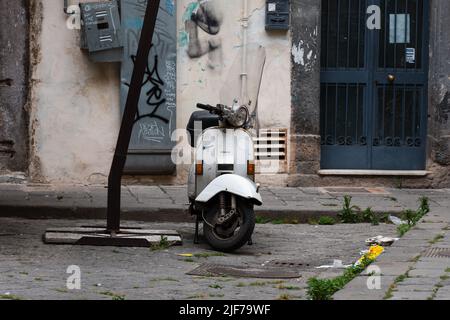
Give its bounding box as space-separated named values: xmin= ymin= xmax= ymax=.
xmin=196 ymin=103 xmax=216 ymax=112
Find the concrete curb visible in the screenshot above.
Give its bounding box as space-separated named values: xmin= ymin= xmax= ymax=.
xmin=0 ymin=204 xmax=405 ymax=223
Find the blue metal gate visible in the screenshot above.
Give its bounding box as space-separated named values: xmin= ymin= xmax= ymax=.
xmin=320 ymin=0 xmax=429 ymax=170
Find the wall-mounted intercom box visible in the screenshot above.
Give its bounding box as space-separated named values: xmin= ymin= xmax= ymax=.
xmin=80 ymin=0 xmax=123 ymax=62
xmin=265 ymin=0 xmax=290 ymax=31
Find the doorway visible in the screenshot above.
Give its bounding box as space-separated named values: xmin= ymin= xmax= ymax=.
xmin=320 ymin=0 xmax=429 ymax=170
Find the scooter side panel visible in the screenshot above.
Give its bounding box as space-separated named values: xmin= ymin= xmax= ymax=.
xmin=195 ymin=174 xmax=263 ymax=205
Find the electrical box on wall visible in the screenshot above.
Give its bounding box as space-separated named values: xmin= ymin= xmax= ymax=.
xmin=80 ymin=0 xmax=123 ymax=62
xmin=265 ymin=0 xmax=290 ymax=31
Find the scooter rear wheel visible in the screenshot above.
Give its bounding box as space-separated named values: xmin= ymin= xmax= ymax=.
xmin=203 ymin=197 xmax=255 ymax=252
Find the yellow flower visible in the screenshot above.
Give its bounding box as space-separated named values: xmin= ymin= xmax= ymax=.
xmin=356 ymin=245 xmax=384 ymax=266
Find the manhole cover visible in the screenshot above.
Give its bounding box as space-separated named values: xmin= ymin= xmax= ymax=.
xmin=264 ymin=260 xmax=321 ymax=270
xmin=187 ymin=263 xmax=302 ymax=279
xmin=423 ymin=248 xmax=450 ymax=258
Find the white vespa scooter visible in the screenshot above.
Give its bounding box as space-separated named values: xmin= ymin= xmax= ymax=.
xmin=187 ymin=102 xmax=262 ymax=252
xmin=186 ymin=45 xmax=266 ymax=252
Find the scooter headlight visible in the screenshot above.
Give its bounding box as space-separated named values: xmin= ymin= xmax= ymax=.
xmin=229 ymin=106 xmax=249 ymax=127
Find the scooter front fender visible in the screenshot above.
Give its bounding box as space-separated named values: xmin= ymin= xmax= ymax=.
xmin=195 ymin=174 xmax=263 ymax=206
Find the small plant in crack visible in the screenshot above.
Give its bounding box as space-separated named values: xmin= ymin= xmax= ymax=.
xmin=99 ymin=291 xmax=125 ymax=300
xmin=429 ymin=234 xmax=444 ymax=245
xmin=338 ymin=196 xmax=361 ymax=224
xmin=150 ymin=236 xmax=171 ymax=251
xmin=318 ymin=216 xmax=336 ymax=225
xmin=209 ymin=284 xmax=223 ymax=289
xmin=362 ymin=207 xmax=380 ymax=225
xmin=0 ymin=294 xmax=22 ymax=300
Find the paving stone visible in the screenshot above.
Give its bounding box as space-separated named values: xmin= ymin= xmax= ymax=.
xmin=390 ymin=291 xmax=433 ymax=300
xmin=0 ymin=218 xmax=397 ymax=300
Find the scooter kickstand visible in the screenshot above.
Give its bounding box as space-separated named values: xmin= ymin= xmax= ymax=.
xmin=248 ymin=237 xmax=253 ymax=246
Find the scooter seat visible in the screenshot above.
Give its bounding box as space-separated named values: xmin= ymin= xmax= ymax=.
xmin=186 ymin=111 xmax=220 ymax=147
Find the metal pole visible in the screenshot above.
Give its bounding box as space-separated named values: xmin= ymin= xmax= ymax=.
xmin=107 ymin=0 xmax=161 ymax=233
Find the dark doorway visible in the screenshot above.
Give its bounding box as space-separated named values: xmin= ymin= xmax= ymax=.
xmin=320 ymin=0 xmax=429 ymax=170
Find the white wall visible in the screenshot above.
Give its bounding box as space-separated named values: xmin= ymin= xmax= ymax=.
xmin=30 ymin=0 xmax=121 ymax=184
xmin=29 ymin=0 xmax=292 ymax=185
xmin=177 ymin=0 xmax=292 ymax=129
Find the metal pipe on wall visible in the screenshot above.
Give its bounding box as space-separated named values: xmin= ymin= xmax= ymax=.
xmin=240 ymin=0 xmax=249 ymax=105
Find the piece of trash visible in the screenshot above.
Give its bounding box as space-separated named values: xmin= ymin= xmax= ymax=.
xmin=389 ymin=215 xmax=407 ymax=226
xmin=316 ymin=260 xmax=352 ymax=269
xmin=356 ymin=245 xmax=384 ymax=266
xmin=95 ymin=283 xmax=102 ymax=287
xmin=178 ymin=254 xmax=194 ymax=257
xmin=366 ymin=235 xmax=399 ymax=247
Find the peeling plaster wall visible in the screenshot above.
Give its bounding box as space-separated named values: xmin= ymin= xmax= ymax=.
xmin=28 ymin=0 xmax=292 ymax=185
xmin=29 ymin=0 xmax=121 ymax=184
xmin=177 ymin=0 xmax=292 ymax=131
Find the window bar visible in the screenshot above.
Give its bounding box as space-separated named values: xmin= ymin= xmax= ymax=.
xmin=412 ymin=85 xmax=417 ymax=139
xmin=404 ymin=0 xmax=409 ymax=70
xmin=336 ymin=0 xmax=341 ymax=68
xmin=355 ymin=84 xmax=360 ymax=141
xmin=384 ymin=0 xmax=388 ymax=69
xmin=382 ymin=86 xmax=387 ymax=141
xmin=401 ymin=86 xmax=406 ymax=143
xmin=356 ymin=0 xmax=361 ymax=68
xmin=415 ymin=0 xmax=419 ymax=69
xmin=391 ymin=85 xmax=397 ymax=142
xmin=334 ymin=84 xmax=339 ymax=143
xmin=324 ymin=85 xmax=329 ymax=141
xmin=345 ymin=84 xmax=350 ymax=141
xmin=346 ymin=0 xmax=351 ymax=68
xmin=325 ymin=0 xmax=330 ymax=68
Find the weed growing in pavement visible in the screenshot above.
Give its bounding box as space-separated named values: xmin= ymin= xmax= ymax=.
xmin=338 ymin=196 xmax=361 ymax=223
xmin=209 ymin=284 xmax=223 ymax=289
xmin=255 ymin=216 xmax=271 ymax=224
xmin=99 ymin=291 xmax=125 ymax=300
xmin=362 ymin=207 xmax=380 ymax=225
xmin=429 ymin=234 xmax=444 ymax=245
xmin=306 ymin=255 xmax=374 ymax=300
xmin=255 ymin=216 xmax=300 ymax=225
xmin=150 ymin=236 xmax=171 ymax=251
xmin=193 ymin=252 xmax=226 ymax=259
xmin=275 ymin=284 xmax=301 ymax=290
xmin=317 ymin=216 xmax=336 ymax=225
xmin=396 ymin=197 xmax=430 ymax=237
xmin=383 ymin=267 xmax=413 ymax=299
xmin=0 ymin=294 xmax=22 ymax=300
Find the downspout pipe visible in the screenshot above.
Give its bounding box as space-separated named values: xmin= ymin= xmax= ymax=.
xmin=240 ymin=0 xmax=249 ymax=105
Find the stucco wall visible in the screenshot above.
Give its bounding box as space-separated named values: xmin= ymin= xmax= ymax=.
xmin=28 ymin=0 xmax=292 ymax=185
xmin=30 ymin=0 xmax=121 ymax=184
xmin=177 ymin=0 xmax=291 ymax=130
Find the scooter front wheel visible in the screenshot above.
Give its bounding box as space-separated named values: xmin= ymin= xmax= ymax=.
xmin=203 ymin=197 xmax=255 ymax=253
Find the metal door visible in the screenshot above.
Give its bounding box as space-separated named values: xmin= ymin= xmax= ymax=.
xmin=320 ymin=0 xmax=429 ymax=170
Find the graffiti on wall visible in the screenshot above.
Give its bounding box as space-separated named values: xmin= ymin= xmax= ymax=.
xmin=121 ymin=0 xmax=177 ymax=146
xmin=181 ymin=0 xmax=223 ymax=69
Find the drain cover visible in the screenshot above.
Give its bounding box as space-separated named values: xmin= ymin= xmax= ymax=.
xmin=423 ymin=248 xmax=450 ymax=258
xmin=187 ymin=263 xmax=302 ymax=279
xmin=264 ymin=260 xmax=321 ymax=269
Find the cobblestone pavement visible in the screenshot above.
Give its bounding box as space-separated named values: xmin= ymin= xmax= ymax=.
xmin=334 ymin=206 xmax=450 ymax=300
xmin=0 ymin=218 xmax=397 ymax=300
